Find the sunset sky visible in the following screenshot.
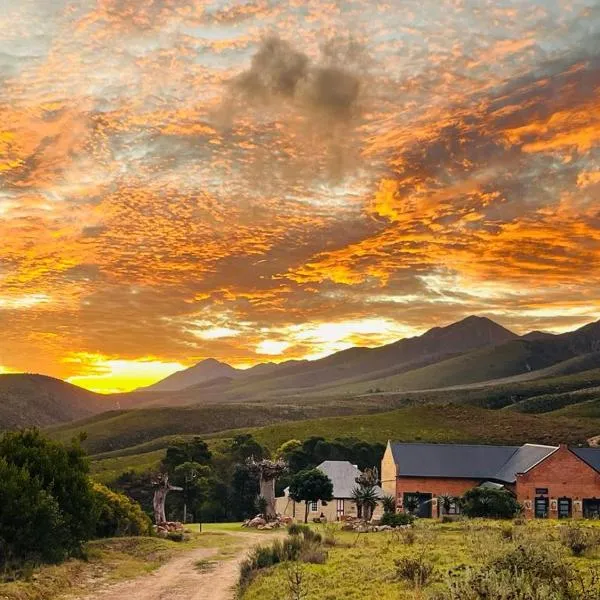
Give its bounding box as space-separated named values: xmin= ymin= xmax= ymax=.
xmin=1 ymin=0 xmax=599 ymax=393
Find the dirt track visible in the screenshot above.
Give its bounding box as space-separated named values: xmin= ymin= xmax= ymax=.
xmin=79 ymin=532 xmax=271 ymax=600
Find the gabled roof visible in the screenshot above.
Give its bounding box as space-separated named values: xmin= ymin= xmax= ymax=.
xmin=388 ymin=442 xmax=558 ymax=483
xmin=316 ymin=460 xmax=383 ymax=499
xmin=571 ymin=448 xmax=600 ymax=474
xmin=493 ymin=444 xmax=558 ymax=483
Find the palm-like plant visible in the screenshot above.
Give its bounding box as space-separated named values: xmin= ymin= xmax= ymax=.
xmin=403 ymin=494 xmax=420 ymax=515
xmin=438 ymin=494 xmax=458 ymax=516
xmin=352 ymin=486 xmax=379 ymax=521
xmin=381 ymin=494 xmax=396 ymax=514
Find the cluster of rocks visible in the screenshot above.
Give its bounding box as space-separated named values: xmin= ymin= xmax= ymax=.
xmin=242 ymin=514 xmax=293 ymax=530
xmin=340 ymin=518 xmax=410 ymax=533
xmin=154 ymin=521 xmax=185 ymax=537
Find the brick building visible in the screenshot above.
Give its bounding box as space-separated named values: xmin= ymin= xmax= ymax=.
xmin=381 ymin=441 xmax=600 ymax=519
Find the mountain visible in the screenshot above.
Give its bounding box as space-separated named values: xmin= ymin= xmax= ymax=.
xmin=140 ymin=358 xmax=240 ymax=392
xmin=130 ymin=315 xmax=519 ymax=407
xmin=0 ymin=374 xmax=117 ymax=429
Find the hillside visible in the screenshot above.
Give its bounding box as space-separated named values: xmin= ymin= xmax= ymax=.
xmin=84 ymin=403 xmax=600 ymax=483
xmin=0 ymin=374 xmax=117 ymax=429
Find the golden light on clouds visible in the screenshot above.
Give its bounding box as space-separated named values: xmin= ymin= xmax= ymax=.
xmin=1 ymin=0 xmax=600 ymax=391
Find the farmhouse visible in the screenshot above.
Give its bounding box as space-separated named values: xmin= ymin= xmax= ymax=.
xmin=381 ymin=442 xmax=600 ymax=519
xmin=276 ymin=460 xmax=383 ymax=521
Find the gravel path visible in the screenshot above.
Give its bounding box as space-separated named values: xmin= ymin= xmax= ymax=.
xmin=79 ymin=532 xmax=272 ymax=600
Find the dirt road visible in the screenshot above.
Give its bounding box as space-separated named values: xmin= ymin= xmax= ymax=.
xmin=79 ymin=532 xmax=272 ymax=600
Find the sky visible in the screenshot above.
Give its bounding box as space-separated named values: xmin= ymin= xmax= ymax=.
xmin=1 ymin=0 xmax=599 ymax=393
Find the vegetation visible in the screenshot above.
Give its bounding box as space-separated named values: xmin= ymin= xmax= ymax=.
xmin=0 ymin=430 xmax=96 ymax=570
xmin=239 ymin=525 xmax=327 ymax=593
xmin=241 ymin=520 xmax=600 ymax=600
xmin=459 ymin=487 xmax=522 ymax=519
xmin=380 ymin=512 xmax=415 ymax=527
xmin=93 ymin=483 xmax=153 ymax=538
xmin=288 ymin=469 xmax=334 ymax=523
xmin=0 ymin=430 xmax=153 ymax=577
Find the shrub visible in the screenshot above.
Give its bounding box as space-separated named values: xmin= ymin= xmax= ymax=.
xmin=321 ymin=523 xmax=338 ymax=547
xmin=460 ymin=487 xmax=521 ymax=519
xmin=380 ymin=511 xmax=415 ymax=527
xmin=93 ymin=483 xmax=152 ymax=538
xmin=394 ymin=553 xmax=435 ymax=587
xmin=166 ymin=531 xmax=184 ymax=542
xmin=300 ymin=545 xmax=327 ymax=564
xmin=0 ymin=429 xmax=96 ymax=567
xmin=0 ymin=459 xmax=65 ymax=569
xmin=287 ymin=523 xmax=309 ymax=536
xmin=381 ymin=495 xmax=396 ymax=514
xmin=560 ymin=523 xmax=600 ymax=556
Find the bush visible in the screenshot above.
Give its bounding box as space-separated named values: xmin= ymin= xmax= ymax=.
xmin=0 ymin=429 xmax=96 ymax=568
xmin=166 ymin=531 xmax=184 ymax=542
xmin=287 ymin=523 xmax=308 ymax=536
xmin=93 ymin=483 xmax=152 ymax=538
xmin=394 ymin=553 xmax=435 ymax=587
xmin=380 ymin=511 xmax=415 ymax=527
xmin=0 ymin=459 xmax=65 ymax=569
xmin=560 ymin=523 xmax=600 ymax=556
xmin=460 ymin=487 xmax=521 ymax=519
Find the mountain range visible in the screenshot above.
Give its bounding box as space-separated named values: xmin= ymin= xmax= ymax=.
xmin=2 ymin=315 xmax=600 ymax=430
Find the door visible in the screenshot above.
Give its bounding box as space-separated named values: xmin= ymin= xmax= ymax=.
xmin=336 ymin=499 xmax=344 ymax=519
xmin=535 ymin=496 xmax=549 ymax=518
xmin=405 ymin=492 xmax=432 ymax=518
xmin=557 ymin=497 xmax=572 ymax=519
xmin=583 ymin=499 xmax=600 ymax=519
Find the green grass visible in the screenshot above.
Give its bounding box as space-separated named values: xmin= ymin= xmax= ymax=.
xmin=91 ymin=449 xmax=166 ymax=483
xmin=242 ymin=520 xmax=600 ymax=600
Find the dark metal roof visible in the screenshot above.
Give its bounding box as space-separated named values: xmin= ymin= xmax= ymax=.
xmin=389 ymin=442 xmax=558 ymax=483
xmin=571 ymin=448 xmax=600 ymax=474
xmin=493 ymin=444 xmax=558 ymax=483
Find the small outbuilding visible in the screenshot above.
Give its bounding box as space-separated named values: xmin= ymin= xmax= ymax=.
xmin=276 ymin=460 xmax=384 ymax=521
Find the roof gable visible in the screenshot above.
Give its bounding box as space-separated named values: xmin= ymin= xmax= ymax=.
xmin=570 ymin=447 xmax=600 ymax=473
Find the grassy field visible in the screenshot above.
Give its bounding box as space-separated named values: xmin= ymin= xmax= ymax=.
xmin=242 ymin=520 xmax=600 ymax=600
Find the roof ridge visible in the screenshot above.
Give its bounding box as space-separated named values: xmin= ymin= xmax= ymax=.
xmin=390 ymin=441 xmax=520 ymax=449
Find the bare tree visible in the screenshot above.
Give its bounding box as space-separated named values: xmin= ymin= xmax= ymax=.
xmin=246 ymin=457 xmax=287 ymax=520
xmin=152 ymin=473 xmax=183 ymax=524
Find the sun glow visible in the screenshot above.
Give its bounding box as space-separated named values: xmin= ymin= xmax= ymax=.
xmin=65 ymin=354 xmax=187 ymax=393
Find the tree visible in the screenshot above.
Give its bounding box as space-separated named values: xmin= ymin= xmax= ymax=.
xmin=152 ymin=473 xmax=182 ymax=524
xmin=246 ymin=458 xmax=287 ymax=520
xmin=460 ymin=487 xmax=521 ymax=519
xmin=352 ymin=466 xmax=380 ymax=521
xmin=163 ymin=437 xmax=212 ymax=473
xmin=0 ymin=429 xmax=96 ymax=556
xmin=173 ymin=462 xmax=211 ymax=523
xmin=0 ymin=458 xmax=64 ymax=568
xmin=288 ymin=469 xmax=333 ymax=523
xmin=275 ymin=439 xmax=302 ymax=460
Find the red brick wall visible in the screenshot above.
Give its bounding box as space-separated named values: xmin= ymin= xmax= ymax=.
xmin=396 ymin=477 xmax=483 ymax=514
xmin=516 ymin=446 xmax=600 ymax=518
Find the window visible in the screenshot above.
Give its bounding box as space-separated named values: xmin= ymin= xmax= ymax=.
xmin=336 ymin=499 xmax=344 ymax=517
xmin=310 ymin=501 xmax=318 ymax=512
xmin=535 ymin=488 xmax=549 ymax=495
xmin=558 ymin=498 xmax=572 ymax=519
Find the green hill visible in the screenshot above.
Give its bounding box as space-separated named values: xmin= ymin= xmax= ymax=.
xmin=86 ymin=403 xmax=600 ymax=484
